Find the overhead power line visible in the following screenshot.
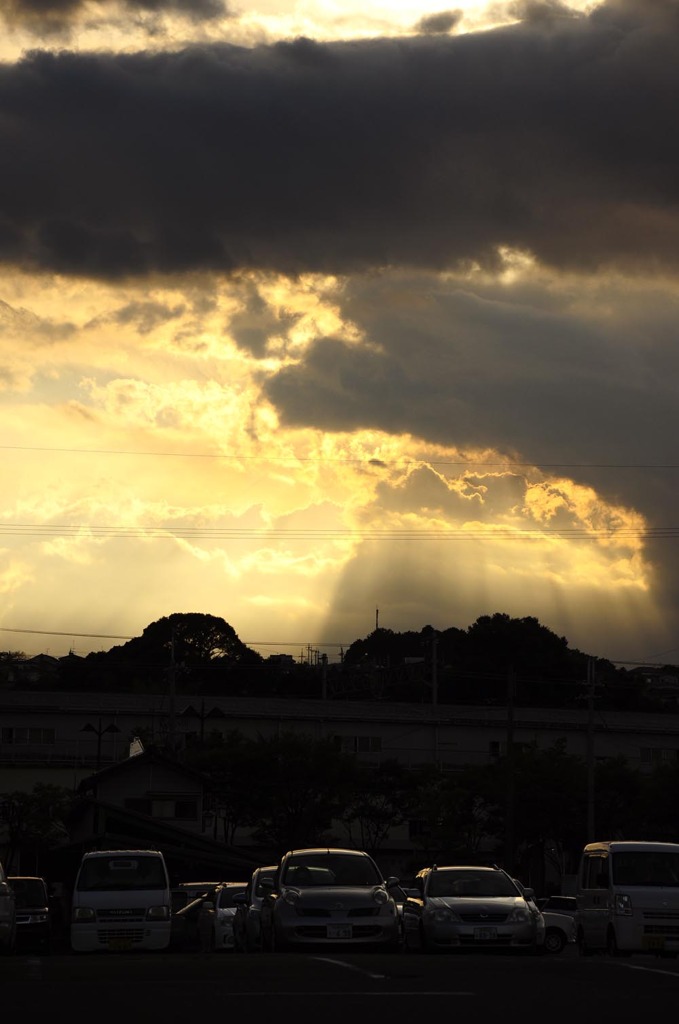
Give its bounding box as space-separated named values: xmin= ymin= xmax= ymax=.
xmin=0 ymin=522 xmax=671 ymax=540
xmin=1 ymin=443 xmax=679 ymax=470
xmin=0 ymin=626 xmax=347 ymax=648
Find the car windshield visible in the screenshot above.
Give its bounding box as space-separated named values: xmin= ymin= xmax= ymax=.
xmin=77 ymin=856 xmax=167 ymax=891
xmin=612 ymin=852 xmax=679 ymax=887
xmin=10 ymin=879 xmax=47 ymax=907
xmin=282 ymin=854 xmax=381 ymax=887
xmin=218 ymin=886 xmax=247 ymax=908
xmin=427 ymin=870 xmax=520 ymax=898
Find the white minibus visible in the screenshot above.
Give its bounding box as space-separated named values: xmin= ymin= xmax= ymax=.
xmin=71 ymin=849 xmax=171 ymax=952
xmin=576 ymin=840 xmax=679 ymax=957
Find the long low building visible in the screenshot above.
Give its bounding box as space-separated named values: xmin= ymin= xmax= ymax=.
xmin=2 ymin=688 xmax=679 ymax=890
xmin=1 ymin=688 xmax=678 ymax=791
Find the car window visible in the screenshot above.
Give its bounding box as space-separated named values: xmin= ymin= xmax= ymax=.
xmin=77 ymin=856 xmax=167 ymax=891
xmin=217 ymin=886 xmax=247 ymax=908
xmin=283 ymin=854 xmax=381 ymax=887
xmin=541 ymin=896 xmax=576 ymax=913
xmin=9 ymin=879 xmax=47 ymax=907
xmin=427 ymin=870 xmax=520 ymax=898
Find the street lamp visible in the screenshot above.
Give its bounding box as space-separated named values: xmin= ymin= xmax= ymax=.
xmin=81 ymin=718 xmax=121 ymax=768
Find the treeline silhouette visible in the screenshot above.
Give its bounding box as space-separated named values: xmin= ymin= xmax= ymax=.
xmin=1 ymin=611 xmax=675 ymax=713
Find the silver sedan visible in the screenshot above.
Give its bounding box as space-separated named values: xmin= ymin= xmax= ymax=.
xmin=402 ymin=864 xmax=545 ymax=953
xmin=260 ymin=848 xmax=401 ymax=952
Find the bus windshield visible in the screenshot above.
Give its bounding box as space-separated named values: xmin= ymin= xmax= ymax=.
xmin=612 ymin=852 xmax=679 ymax=887
xmin=77 ymin=855 xmax=168 ymax=891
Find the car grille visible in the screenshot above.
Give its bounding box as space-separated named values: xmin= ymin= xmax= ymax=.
xmin=96 ymin=928 xmax=145 ymax=943
xmin=295 ymin=925 xmax=382 ymax=938
xmin=644 ymin=924 xmax=679 ymax=936
xmin=458 ymin=913 xmax=508 ymax=923
xmin=458 ymin=935 xmax=513 ymax=946
xmin=297 ymin=907 xmax=381 ymax=918
xmin=97 ymin=908 xmax=146 ymax=922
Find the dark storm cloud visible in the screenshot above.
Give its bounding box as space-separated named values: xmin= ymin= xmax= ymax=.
xmin=0 ymin=297 xmax=76 ymax=339
xmin=2 ymin=0 xmax=227 ymax=33
xmin=85 ymin=299 xmax=186 ymax=333
xmin=414 ymin=8 xmax=463 ymax=34
xmin=0 ymin=0 xmax=678 ymax=279
xmin=264 ymin=273 xmax=679 ymax=470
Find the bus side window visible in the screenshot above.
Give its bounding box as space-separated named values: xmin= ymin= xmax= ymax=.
xmin=584 ymin=855 xmax=608 ymax=889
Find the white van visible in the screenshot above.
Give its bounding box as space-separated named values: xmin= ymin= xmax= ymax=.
xmin=576 ymin=840 xmax=679 ymax=957
xmin=0 ymin=858 xmax=16 ymax=955
xmin=71 ymin=849 xmax=171 ymax=952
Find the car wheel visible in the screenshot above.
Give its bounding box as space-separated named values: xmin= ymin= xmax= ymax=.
xmin=0 ymin=927 xmax=16 ymax=956
xmin=262 ymin=923 xmax=275 ymax=953
xmin=607 ymin=929 xmax=630 ymax=958
xmin=268 ymin=926 xmax=288 ymax=953
xmin=544 ymin=928 xmax=566 ymax=955
xmin=403 ymin=922 xmax=422 ymax=952
xmin=577 ymin=928 xmax=595 ymax=957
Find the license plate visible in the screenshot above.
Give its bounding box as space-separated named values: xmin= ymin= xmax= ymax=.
xmin=642 ymin=935 xmax=665 ymax=950
xmin=327 ymin=925 xmax=352 ymax=939
xmin=473 ymin=927 xmax=497 ymax=941
xmin=108 ymin=938 xmax=133 ymax=951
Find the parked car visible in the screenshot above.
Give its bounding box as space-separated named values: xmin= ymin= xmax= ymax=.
xmin=170 ymin=881 xmax=222 ymax=950
xmin=233 ymin=865 xmax=277 ymax=953
xmin=390 ymin=883 xmax=417 ymax=944
xmin=0 ymin=860 xmax=16 ymax=955
xmin=532 ymin=895 xmax=577 ymax=954
xmin=8 ymin=877 xmax=51 ymax=953
xmin=196 ymin=882 xmax=248 ymax=952
xmin=402 ymin=864 xmax=545 ymax=953
xmin=575 ymin=839 xmax=679 ymax=957
xmin=259 ymin=847 xmax=401 ymax=952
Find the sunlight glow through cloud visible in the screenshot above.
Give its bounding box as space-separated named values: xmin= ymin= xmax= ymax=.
xmin=0 ymin=0 xmax=677 ymax=664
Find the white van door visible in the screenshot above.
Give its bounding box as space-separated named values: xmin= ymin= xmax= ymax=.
xmin=577 ymin=850 xmax=610 ymax=950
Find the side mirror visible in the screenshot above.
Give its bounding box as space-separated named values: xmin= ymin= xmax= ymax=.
xmin=201 ymin=901 xmax=215 ymax=912
xmin=386 ymin=876 xmax=400 ymax=889
xmin=259 ymin=877 xmax=274 ymax=891
xmin=232 ymin=893 xmax=247 ymax=905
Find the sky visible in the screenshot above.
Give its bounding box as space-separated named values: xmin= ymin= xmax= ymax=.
xmin=1 ymin=0 xmax=679 ymax=667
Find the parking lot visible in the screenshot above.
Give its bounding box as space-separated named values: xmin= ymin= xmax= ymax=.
xmin=3 ymin=945 xmax=679 ymax=1024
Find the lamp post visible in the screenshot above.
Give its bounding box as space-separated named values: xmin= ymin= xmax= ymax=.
xmin=81 ymin=718 xmax=121 ymax=768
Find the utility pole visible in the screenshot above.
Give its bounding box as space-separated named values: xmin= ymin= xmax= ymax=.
xmin=587 ymin=657 xmax=596 ymax=841
xmin=431 ymin=633 xmax=438 ymax=706
xmin=321 ymin=653 xmax=328 ymax=699
xmin=81 ymin=718 xmax=120 ymax=769
xmin=168 ymin=628 xmax=176 ymax=754
xmin=504 ymin=669 xmax=516 ymax=873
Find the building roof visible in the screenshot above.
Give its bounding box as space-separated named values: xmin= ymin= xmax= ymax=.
xmin=77 ymin=747 xmax=214 ymax=794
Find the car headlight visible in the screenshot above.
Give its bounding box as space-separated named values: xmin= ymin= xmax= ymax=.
xmin=615 ymin=894 xmax=633 ymax=916
xmin=146 ymin=905 xmax=170 ymax=920
xmin=372 ymin=888 xmax=390 ymax=905
xmin=72 ymin=907 xmax=96 ymax=922
xmin=424 ymin=906 xmax=458 ymax=923
xmin=283 ymin=889 xmax=300 ymax=906
xmin=507 ymin=908 xmax=531 ymax=923
xmin=29 ymin=913 xmax=49 ymax=923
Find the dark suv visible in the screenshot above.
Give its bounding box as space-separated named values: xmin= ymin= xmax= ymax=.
xmin=9 ymin=877 xmax=50 ymax=953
